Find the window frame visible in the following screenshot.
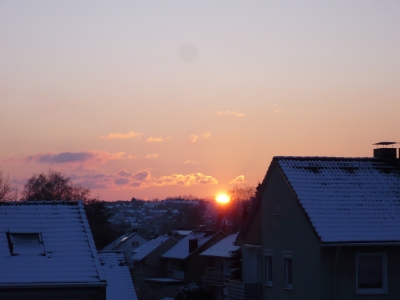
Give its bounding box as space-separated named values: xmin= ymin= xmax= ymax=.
xmin=264 ymin=249 xmax=273 ymax=287
xmin=283 ymin=251 xmax=293 ymax=290
xmin=356 ymin=253 xmax=387 ymax=294
xmin=7 ymin=232 xmax=45 ymax=256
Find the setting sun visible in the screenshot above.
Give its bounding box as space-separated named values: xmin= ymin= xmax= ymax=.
xmin=216 ymin=194 xmax=230 ymax=204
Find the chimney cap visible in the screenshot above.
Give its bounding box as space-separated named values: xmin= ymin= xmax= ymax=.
xmin=373 ymin=142 xmax=397 ymax=147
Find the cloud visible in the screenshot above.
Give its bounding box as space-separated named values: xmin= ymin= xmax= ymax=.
xmin=201 ymin=132 xmax=211 ymax=139
xmin=189 ymin=134 xmax=198 ymax=143
xmin=99 ymin=131 xmax=143 ymax=140
xmin=146 ymin=154 xmax=159 ymax=159
xmin=184 ymin=160 xmax=199 ymax=165
xmin=147 ymin=136 xmax=171 ymax=143
xmin=229 ymin=175 xmax=246 ymax=185
xmin=117 ymin=169 xmax=131 ymax=177
xmin=189 ymin=132 xmax=210 ymax=143
xmin=217 ymin=111 xmax=245 ymax=117
xmin=153 ymin=173 xmax=218 ymax=187
xmin=68 ymin=169 xmax=217 ymax=190
xmin=114 ymin=178 xmax=130 ymax=185
xmin=11 ymin=151 xmax=125 ymax=165
xmin=131 ymin=170 xmax=151 ymax=181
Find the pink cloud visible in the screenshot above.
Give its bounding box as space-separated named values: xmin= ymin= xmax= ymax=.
xmin=6 ymin=151 xmax=125 ymax=166
xmin=146 ymin=136 xmax=171 ymax=143
xmin=99 ymin=131 xmax=143 ymax=139
xmin=217 ymin=111 xmax=245 ymax=117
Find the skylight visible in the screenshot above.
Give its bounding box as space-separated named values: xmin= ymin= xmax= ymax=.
xmin=7 ymin=233 xmax=45 ymax=256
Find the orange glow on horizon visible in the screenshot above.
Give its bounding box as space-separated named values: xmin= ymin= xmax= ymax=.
xmin=216 ymin=193 xmax=230 ymax=204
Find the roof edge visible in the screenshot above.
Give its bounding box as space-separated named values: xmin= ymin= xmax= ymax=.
xmin=77 ymin=200 xmax=106 ymax=282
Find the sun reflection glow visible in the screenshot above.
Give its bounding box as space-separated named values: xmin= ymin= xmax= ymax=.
xmin=216 ymin=193 xmax=230 ymax=204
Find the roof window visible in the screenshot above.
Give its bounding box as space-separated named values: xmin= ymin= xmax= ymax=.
xmin=7 ymin=233 xmax=45 ymax=256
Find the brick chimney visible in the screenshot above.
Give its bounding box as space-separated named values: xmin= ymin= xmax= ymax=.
xmin=373 ymin=142 xmax=397 ymax=160
xmin=189 ymin=238 xmax=198 ymax=253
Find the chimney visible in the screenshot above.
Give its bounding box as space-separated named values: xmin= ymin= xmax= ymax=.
xmin=373 ymin=142 xmax=397 ymax=160
xmin=188 ymin=238 xmax=198 ymax=253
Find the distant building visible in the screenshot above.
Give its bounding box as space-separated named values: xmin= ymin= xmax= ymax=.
xmin=162 ymin=231 xmax=227 ymax=282
xmin=129 ymin=236 xmax=178 ymax=298
xmin=103 ymin=232 xmax=148 ymax=260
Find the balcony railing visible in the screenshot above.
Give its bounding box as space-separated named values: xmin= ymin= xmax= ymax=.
xmin=204 ymin=267 xmax=224 ymax=287
xmin=226 ymin=280 xmax=261 ymax=300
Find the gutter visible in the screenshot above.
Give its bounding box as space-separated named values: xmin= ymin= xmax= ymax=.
xmin=321 ymin=242 xmax=400 ymax=247
xmin=0 ymin=282 xmax=107 ymax=289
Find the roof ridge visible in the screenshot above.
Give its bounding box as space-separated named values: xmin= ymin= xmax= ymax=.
xmin=274 ymin=156 xmax=377 ymax=160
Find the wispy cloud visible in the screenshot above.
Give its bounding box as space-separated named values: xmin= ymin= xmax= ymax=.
xmin=184 ymin=160 xmax=199 ymax=165
xmin=217 ymin=111 xmax=245 ymax=117
xmin=99 ymin=131 xmax=143 ymax=140
xmin=146 ymin=154 xmax=159 ymax=159
xmin=147 ymin=136 xmax=171 ymax=143
xmin=273 ymin=104 xmax=284 ymax=113
xmin=189 ymin=132 xmax=211 ymax=143
xmin=189 ymin=134 xmax=198 ymax=143
xmin=6 ymin=151 xmax=125 ymax=166
xmin=229 ymin=175 xmax=246 ymax=184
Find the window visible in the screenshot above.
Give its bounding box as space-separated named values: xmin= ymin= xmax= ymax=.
xmin=356 ymin=254 xmax=387 ymax=294
xmin=264 ymin=250 xmax=273 ymax=286
xmin=132 ymin=241 xmax=139 ymax=248
xmin=7 ymin=233 xmax=45 ymax=256
xmin=283 ymin=251 xmax=293 ymax=290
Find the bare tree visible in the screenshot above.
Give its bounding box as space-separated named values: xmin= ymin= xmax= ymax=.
xmin=21 ymin=170 xmax=90 ymax=202
xmin=228 ymin=184 xmax=256 ymax=203
xmin=0 ymin=170 xmax=16 ymax=202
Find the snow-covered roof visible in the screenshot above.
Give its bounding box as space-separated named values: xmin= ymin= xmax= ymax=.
xmin=103 ymin=232 xmax=144 ymax=250
xmin=200 ymin=234 xmax=239 ymax=258
xmin=276 ymin=157 xmax=400 ymax=243
xmin=162 ymin=232 xmax=216 ymax=260
xmin=0 ymin=201 xmax=105 ymax=286
xmin=172 ymin=230 xmax=192 ymax=236
xmin=98 ymin=251 xmax=138 ymax=300
xmin=130 ymin=236 xmax=171 ymax=261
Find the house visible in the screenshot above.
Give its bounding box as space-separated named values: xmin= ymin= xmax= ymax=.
xmin=161 ymin=231 xmax=227 ymax=282
xmin=98 ymin=251 xmax=138 ymax=300
xmin=128 ymin=235 xmax=178 ymax=299
xmin=200 ymin=233 xmax=240 ymax=299
xmin=0 ymin=200 xmax=107 ymax=300
xmin=238 ymin=143 xmax=400 ymax=300
xmin=103 ymin=232 xmax=147 ymax=260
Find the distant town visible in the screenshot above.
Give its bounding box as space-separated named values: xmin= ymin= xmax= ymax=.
xmin=105 ymin=196 xmax=248 ymax=239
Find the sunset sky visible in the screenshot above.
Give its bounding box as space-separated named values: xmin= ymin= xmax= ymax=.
xmin=1 ymin=1 xmax=400 ymax=201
